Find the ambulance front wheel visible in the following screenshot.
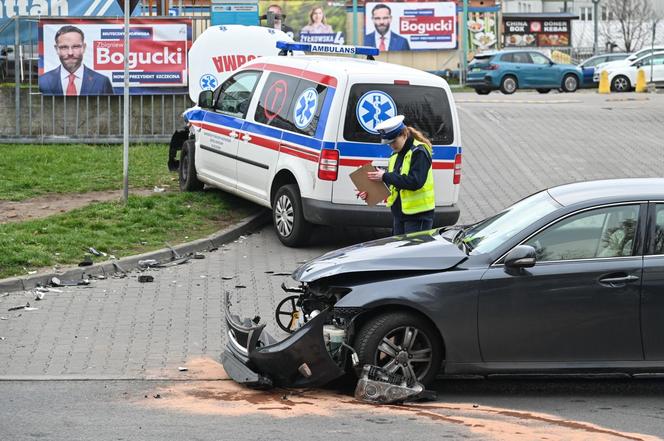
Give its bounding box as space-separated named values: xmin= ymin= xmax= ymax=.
xmin=273 ymin=184 xmax=311 ymax=247
xmin=179 ymin=140 xmax=204 ymax=192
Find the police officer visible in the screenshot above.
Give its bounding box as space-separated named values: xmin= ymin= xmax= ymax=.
xmin=363 ymin=115 xmax=435 ymax=235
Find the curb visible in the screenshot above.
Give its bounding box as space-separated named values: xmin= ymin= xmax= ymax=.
xmin=0 ymin=210 xmax=271 ymax=294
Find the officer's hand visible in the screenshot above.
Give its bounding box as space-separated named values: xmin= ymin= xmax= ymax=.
xmin=367 ymin=169 xmax=385 ymax=181
xmin=356 ymin=191 xmax=368 ymax=201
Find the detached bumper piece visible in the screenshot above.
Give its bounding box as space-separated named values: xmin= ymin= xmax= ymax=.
xmin=223 ymin=295 xmax=345 ymax=389
xmin=354 ymin=365 xmax=436 ymax=404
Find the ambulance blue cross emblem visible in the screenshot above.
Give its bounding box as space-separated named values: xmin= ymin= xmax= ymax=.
xmin=200 ymin=74 xmax=217 ymax=91
xmin=294 ymin=88 xmax=318 ymax=129
xmin=356 ymin=90 xmax=397 ymax=134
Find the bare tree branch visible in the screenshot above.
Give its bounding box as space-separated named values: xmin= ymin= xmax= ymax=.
xmin=606 ymin=0 xmax=653 ymax=51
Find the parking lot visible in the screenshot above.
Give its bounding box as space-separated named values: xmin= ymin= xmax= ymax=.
xmin=2 ymin=92 xmax=664 ymax=440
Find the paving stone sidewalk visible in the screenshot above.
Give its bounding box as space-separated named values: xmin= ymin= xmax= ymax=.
xmin=1 ymin=93 xmax=663 ymax=380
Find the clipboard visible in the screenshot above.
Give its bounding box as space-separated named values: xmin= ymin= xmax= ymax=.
xmin=349 ymin=164 xmax=391 ymax=206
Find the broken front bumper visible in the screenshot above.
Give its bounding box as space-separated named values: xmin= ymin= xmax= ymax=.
xmin=222 ymin=297 xmax=345 ymax=389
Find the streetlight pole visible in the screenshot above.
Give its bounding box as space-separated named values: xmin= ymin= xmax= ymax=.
xmin=592 ymin=0 xmax=600 ymax=55
xmin=461 ymin=0 xmax=468 ymax=85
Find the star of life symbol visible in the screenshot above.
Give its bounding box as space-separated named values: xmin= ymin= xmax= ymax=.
xmin=199 ymin=74 xmax=217 ymax=91
xmin=293 ymin=88 xmax=318 ymax=129
xmin=356 ymin=91 xmax=397 ymax=134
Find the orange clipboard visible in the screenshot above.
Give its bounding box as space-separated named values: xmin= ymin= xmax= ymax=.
xmin=349 ymin=164 xmax=391 ymax=206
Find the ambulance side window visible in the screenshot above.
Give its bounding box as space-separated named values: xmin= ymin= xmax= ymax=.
xmin=254 ymin=73 xmax=327 ymax=137
xmin=254 ymin=73 xmax=299 ymax=130
xmin=213 ymin=70 xmax=261 ymax=118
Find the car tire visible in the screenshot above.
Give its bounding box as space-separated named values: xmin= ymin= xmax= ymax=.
xmin=562 ymin=74 xmax=579 ymax=93
xmin=499 ymin=75 xmax=518 ymax=94
xmin=355 ymin=311 xmax=443 ymax=388
xmin=475 ymin=88 xmax=491 ymax=95
xmin=611 ymin=75 xmax=631 ymax=93
xmin=536 ymin=88 xmax=551 ymax=94
xmin=273 ymin=184 xmax=311 ymax=247
xmin=179 ymin=139 xmax=204 ymax=192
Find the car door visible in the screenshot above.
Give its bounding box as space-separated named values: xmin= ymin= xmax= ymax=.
xmin=648 ymin=53 xmax=664 ymax=84
xmin=641 ymin=202 xmax=664 ymax=360
xmin=512 ymin=52 xmax=535 ymax=87
xmin=197 ymin=70 xmax=262 ymax=190
xmin=530 ymin=52 xmax=558 ymax=87
xmin=479 ymin=203 xmax=645 ymax=363
xmin=581 ymin=56 xmax=605 ymax=85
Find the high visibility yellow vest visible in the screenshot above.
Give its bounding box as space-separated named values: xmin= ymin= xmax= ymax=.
xmin=386 ymin=139 xmax=435 ymax=215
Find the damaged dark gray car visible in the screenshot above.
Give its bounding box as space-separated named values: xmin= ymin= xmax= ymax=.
xmin=224 ymin=179 xmax=664 ymax=394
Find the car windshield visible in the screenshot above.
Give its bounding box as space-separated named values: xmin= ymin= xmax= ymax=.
xmin=454 ymin=190 xmax=561 ymax=255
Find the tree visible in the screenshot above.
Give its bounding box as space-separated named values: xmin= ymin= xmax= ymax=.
xmin=605 ymin=0 xmax=653 ymax=51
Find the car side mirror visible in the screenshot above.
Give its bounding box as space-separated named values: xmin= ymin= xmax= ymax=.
xmin=504 ymin=245 xmax=536 ymax=269
xmin=549 ymin=60 xmax=555 ymax=66
xmin=198 ymin=90 xmax=213 ymax=109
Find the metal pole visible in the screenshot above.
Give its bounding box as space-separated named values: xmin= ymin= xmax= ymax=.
xmin=14 ymin=16 xmax=19 ymax=137
xmin=461 ymin=0 xmax=468 ymax=85
xmin=123 ymin=0 xmax=130 ymax=203
xmin=651 ymin=20 xmax=658 ymax=85
xmin=592 ymin=0 xmax=599 ymax=55
xmin=352 ymin=0 xmax=358 ymax=46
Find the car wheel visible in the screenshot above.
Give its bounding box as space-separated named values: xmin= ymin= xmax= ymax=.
xmin=536 ymin=88 xmax=551 ymax=94
xmin=562 ymin=74 xmax=579 ymax=93
xmin=355 ymin=311 xmax=443 ymax=388
xmin=179 ymin=139 xmax=204 ymax=192
xmin=475 ymin=88 xmax=491 ymax=95
xmin=611 ymin=75 xmax=631 ymax=92
xmin=499 ymin=75 xmax=518 ymax=94
xmin=273 ymin=184 xmax=311 ymax=247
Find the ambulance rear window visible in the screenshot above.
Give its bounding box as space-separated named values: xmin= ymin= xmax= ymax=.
xmin=343 ymin=84 xmax=454 ymax=145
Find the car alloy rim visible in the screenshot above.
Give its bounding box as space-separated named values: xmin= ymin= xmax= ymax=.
xmin=565 ymin=76 xmax=577 ymax=91
xmin=275 ymin=194 xmax=294 ymax=237
xmin=615 ymin=77 xmax=627 ymax=91
xmin=505 ymin=78 xmax=516 ymax=93
xmin=374 ymin=325 xmax=434 ymax=384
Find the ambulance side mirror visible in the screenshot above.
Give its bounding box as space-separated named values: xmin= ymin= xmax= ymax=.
xmin=198 ymin=90 xmax=214 ymax=109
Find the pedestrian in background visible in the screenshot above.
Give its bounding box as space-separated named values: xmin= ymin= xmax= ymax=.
xmin=360 ymin=115 xmax=435 ymax=235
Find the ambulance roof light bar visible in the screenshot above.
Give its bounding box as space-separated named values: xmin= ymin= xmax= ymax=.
xmin=276 ymin=41 xmax=379 ymax=60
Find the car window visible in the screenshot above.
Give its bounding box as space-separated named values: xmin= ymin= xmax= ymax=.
xmin=254 ymin=72 xmax=328 ymax=136
xmin=524 ymin=205 xmax=640 ymax=262
xmin=530 ymin=53 xmax=550 ymax=65
xmin=501 ymin=53 xmax=514 ymax=63
xmin=464 ymin=190 xmax=560 ymax=255
xmin=343 ymin=83 xmax=454 ymax=145
xmin=653 ymin=205 xmax=664 ymax=255
xmin=652 ymin=54 xmax=664 ymax=65
xmin=214 ymin=71 xmax=261 ymax=118
xmin=513 ymin=52 xmax=533 ymax=64
xmin=582 ymin=56 xmax=606 ymax=67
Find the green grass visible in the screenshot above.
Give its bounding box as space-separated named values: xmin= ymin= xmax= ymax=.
xmin=0 ymin=191 xmax=255 ymax=279
xmin=0 ymin=144 xmax=174 ymax=201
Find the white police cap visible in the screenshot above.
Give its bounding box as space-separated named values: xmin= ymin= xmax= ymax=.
xmin=375 ymin=115 xmax=405 ymax=144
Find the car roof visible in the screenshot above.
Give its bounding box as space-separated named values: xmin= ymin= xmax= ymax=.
xmin=244 ymin=55 xmax=439 ymax=80
xmin=548 ymin=178 xmax=664 ymax=206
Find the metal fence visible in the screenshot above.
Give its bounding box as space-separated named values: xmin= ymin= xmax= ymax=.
xmin=0 ymin=15 xmax=211 ymax=143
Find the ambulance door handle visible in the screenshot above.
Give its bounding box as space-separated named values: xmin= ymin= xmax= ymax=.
xmin=229 ymin=131 xmax=238 ymax=138
xmin=241 ymin=134 xmax=252 ymax=142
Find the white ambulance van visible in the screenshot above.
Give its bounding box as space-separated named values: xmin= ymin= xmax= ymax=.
xmin=170 ymin=30 xmax=462 ymax=247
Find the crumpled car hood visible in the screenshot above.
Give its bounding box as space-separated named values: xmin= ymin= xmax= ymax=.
xmin=293 ymin=229 xmax=466 ymax=282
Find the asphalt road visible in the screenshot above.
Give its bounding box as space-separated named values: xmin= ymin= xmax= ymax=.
xmin=2 ymin=91 xmax=664 ymax=441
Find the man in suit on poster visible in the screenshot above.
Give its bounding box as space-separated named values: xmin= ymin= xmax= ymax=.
xmin=39 ymin=25 xmax=114 ymax=96
xmin=364 ymin=3 xmax=411 ymax=51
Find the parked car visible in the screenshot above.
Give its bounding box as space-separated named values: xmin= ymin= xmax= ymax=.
xmin=577 ymin=52 xmax=629 ymax=87
xmin=224 ymin=178 xmax=664 ymax=389
xmin=0 ymin=45 xmax=39 ymax=82
xmin=467 ymin=50 xmax=582 ymax=95
xmin=606 ymin=51 xmax=664 ymax=92
xmin=593 ymin=46 xmax=664 ymax=82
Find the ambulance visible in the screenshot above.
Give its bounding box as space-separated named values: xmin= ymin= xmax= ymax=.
xmin=169 ymin=26 xmax=462 ymax=247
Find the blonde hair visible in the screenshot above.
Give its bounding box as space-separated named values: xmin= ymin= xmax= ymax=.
xmin=309 ymin=6 xmax=327 ymax=25
xmin=401 ymin=126 xmax=432 ymax=147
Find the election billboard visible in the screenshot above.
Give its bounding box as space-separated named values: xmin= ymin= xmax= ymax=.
xmin=0 ymin=0 xmax=142 ymax=45
xmin=39 ymin=18 xmax=192 ymax=96
xmin=364 ymin=2 xmax=457 ymax=51
xmin=258 ymin=1 xmax=346 ymax=44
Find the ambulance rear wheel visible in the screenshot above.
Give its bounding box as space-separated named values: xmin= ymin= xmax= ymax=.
xmin=273 ymin=184 xmax=311 ymax=247
xmin=179 ymin=140 xmax=204 ymax=192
